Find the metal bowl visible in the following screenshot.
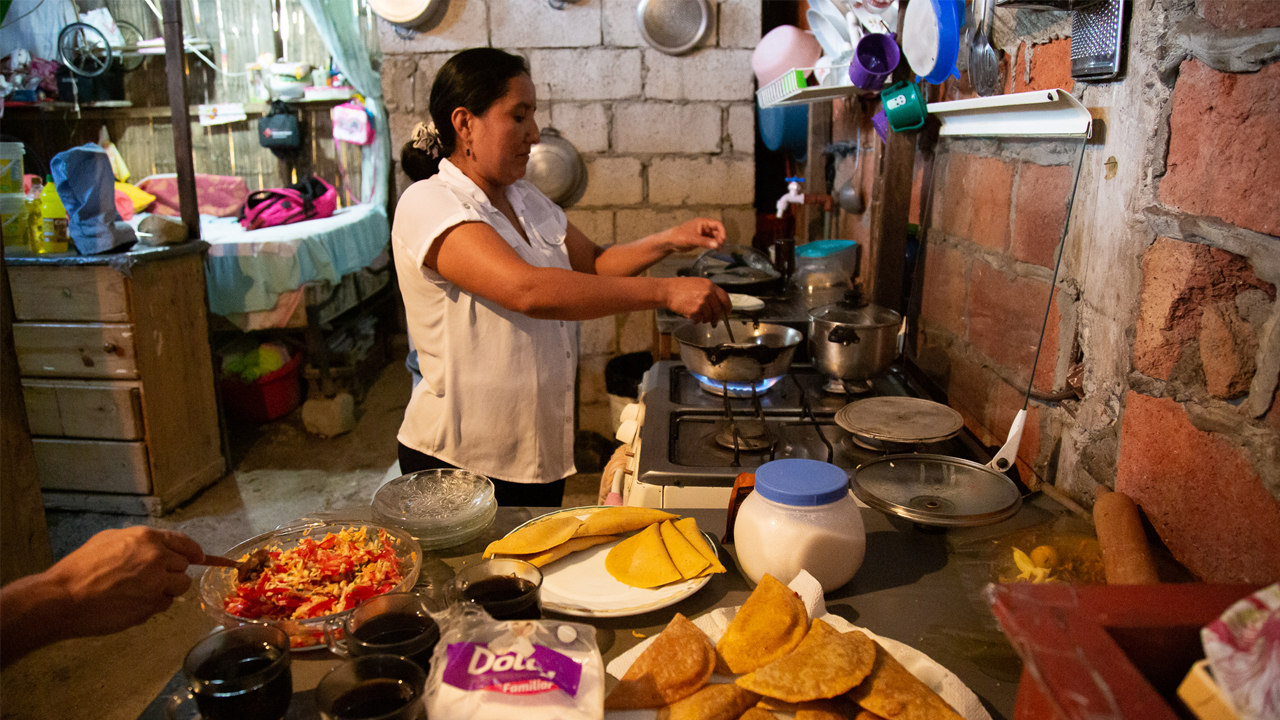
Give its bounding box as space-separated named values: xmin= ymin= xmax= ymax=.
xmin=525 ymin=128 xmax=587 ymax=207
xmin=674 ymin=320 xmax=802 ymax=383
xmin=199 ymin=520 xmax=422 ymax=649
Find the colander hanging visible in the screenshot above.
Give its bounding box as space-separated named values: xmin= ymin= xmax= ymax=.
xmin=636 ymin=0 xmax=712 ymax=56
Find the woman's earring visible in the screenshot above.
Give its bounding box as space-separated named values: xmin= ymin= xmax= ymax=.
xmin=465 ymin=146 xmax=472 ymax=157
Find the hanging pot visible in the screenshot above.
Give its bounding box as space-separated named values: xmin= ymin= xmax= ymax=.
xmin=369 ymin=0 xmax=449 ymax=28
xmin=525 ymin=128 xmax=587 ymax=208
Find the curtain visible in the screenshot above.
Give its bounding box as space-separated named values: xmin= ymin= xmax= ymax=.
xmin=298 ymin=0 xmax=389 ymax=209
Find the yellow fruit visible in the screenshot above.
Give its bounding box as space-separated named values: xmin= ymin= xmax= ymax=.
xmin=1030 ymin=545 xmax=1060 ymax=569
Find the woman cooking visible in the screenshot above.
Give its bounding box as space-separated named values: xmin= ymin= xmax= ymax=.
xmin=394 ymin=47 xmax=731 ymax=507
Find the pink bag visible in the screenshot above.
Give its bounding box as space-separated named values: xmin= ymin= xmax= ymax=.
xmin=239 ymin=175 xmax=337 ymax=230
xmin=331 ymin=100 xmax=375 ymax=145
xmin=137 ymin=173 xmax=249 ymax=217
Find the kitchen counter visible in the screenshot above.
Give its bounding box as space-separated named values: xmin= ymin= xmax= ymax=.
xmin=137 ymin=497 xmax=1064 ymax=719
xmin=5 ymin=240 xmax=208 ymax=271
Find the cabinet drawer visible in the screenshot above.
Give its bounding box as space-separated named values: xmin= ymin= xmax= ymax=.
xmin=32 ymin=439 xmax=151 ymax=494
xmin=23 ymin=380 xmax=144 ymax=440
xmin=8 ymin=265 xmax=131 ymax=322
xmin=12 ymin=323 xmax=138 ymax=379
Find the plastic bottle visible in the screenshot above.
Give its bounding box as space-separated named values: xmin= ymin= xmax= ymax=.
xmin=26 ymin=176 xmax=43 ymax=250
xmin=37 ymin=175 xmax=69 ymax=254
xmin=733 ymin=458 xmax=866 ymax=592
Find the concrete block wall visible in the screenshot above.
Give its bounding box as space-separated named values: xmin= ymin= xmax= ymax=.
xmin=911 ymin=0 xmax=1280 ymax=583
xmin=377 ymin=0 xmax=762 ymax=438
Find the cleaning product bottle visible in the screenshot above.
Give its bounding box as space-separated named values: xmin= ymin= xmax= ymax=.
xmin=37 ymin=175 xmax=69 ymax=254
xmin=26 ymin=176 xmax=43 ymax=250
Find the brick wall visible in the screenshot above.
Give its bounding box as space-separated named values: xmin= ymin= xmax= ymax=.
xmin=913 ymin=139 xmax=1078 ymax=482
xmin=377 ymin=0 xmax=762 ymax=437
xmin=903 ymin=0 xmax=1280 ymax=582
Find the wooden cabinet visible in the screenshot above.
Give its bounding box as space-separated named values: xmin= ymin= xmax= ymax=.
xmin=7 ymin=251 xmax=226 ymax=515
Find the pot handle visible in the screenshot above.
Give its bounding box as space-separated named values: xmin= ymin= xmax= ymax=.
xmin=828 ymin=325 xmax=861 ymax=345
xmin=987 ymin=408 xmax=1026 ymax=473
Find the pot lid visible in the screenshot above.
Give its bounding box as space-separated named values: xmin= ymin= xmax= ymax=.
xmin=809 ymin=302 xmax=902 ymax=327
xmin=834 ymin=396 xmax=963 ymax=443
xmin=852 ymin=454 xmax=1022 ymax=526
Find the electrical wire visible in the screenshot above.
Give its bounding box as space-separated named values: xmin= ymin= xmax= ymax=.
xmin=1023 ymin=136 xmax=1089 ymax=411
xmin=0 ymin=0 xmax=47 ymax=30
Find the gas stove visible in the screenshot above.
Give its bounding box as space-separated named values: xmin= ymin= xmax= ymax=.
xmin=622 ymin=360 xmax=988 ymax=510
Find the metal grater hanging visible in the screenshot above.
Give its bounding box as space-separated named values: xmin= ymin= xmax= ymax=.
xmin=1071 ymin=0 xmax=1126 ymax=81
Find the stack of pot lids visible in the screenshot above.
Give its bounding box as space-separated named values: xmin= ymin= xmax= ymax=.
xmin=836 ymin=396 xmax=965 ymax=444
xmin=809 ymin=302 xmax=901 ymax=327
xmin=851 ymin=454 xmax=1022 ymax=526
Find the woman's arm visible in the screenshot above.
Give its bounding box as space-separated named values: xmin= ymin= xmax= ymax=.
xmin=566 ymin=218 xmax=727 ymax=277
xmin=428 ymin=221 xmax=729 ymax=323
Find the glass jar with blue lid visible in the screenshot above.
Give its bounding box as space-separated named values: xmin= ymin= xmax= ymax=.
xmin=733 ymin=458 xmax=866 ymax=592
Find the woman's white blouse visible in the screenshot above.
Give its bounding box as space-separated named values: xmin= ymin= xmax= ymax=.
xmin=393 ymin=159 xmax=578 ymax=484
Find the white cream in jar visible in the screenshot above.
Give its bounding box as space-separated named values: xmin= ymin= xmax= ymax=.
xmin=733 ymin=458 xmax=866 ymax=592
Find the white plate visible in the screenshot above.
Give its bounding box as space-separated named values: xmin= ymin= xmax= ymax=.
xmin=607 ymin=612 xmax=992 ymax=720
xmin=729 ymin=293 xmax=765 ymax=312
xmin=504 ymin=508 xmax=714 ymax=618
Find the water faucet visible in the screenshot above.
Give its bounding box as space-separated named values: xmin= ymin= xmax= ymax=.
xmin=776 ymin=177 xmax=806 ymax=218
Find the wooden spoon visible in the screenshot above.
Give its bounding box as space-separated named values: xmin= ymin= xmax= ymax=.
xmin=199 ymin=548 xmax=272 ymax=582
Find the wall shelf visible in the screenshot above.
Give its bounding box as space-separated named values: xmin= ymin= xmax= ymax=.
xmin=757 ymin=66 xmax=876 ymax=108
xmin=926 ymin=88 xmax=1092 ymax=138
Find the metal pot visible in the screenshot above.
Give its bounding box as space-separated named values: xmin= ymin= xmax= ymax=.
xmin=525 ymin=128 xmax=587 ymax=207
xmin=674 ymin=320 xmax=802 ymax=383
xmin=808 ymin=302 xmax=902 ymax=382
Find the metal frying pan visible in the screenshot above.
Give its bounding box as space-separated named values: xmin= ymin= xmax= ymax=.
xmin=685 ymin=248 xmax=784 ymax=295
xmin=673 ymin=320 xmax=802 ymax=383
xmin=851 ymin=409 xmax=1027 ymax=527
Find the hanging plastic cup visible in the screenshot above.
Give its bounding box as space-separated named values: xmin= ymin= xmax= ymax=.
xmin=848 ymin=33 xmax=901 ymax=92
xmin=880 ymin=81 xmax=928 ymax=132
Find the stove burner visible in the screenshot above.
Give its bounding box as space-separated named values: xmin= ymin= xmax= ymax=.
xmin=693 ymin=373 xmax=783 ymax=397
xmin=823 ymin=378 xmax=873 ymax=395
xmin=714 ymin=419 xmax=775 ymax=451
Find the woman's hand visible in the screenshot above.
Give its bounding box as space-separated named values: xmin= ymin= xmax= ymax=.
xmin=662 ymin=218 xmax=726 ymax=254
xmin=665 ymin=277 xmax=731 ymax=325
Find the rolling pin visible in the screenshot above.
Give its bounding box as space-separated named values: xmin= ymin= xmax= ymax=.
xmin=1093 ymin=488 xmax=1160 ymax=584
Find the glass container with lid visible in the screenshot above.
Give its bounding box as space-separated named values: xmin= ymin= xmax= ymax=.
xmin=733 ymin=459 xmax=866 ymax=592
xmin=372 ymin=469 xmax=497 ymax=550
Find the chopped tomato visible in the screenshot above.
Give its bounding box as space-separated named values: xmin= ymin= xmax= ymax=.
xmin=221 ymin=527 xmax=404 ymax=622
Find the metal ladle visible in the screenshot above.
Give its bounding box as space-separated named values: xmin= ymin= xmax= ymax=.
xmin=837 ymin=122 xmax=865 ymax=214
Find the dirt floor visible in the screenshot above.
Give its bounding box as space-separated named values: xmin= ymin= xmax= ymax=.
xmin=2 ymin=340 xmax=600 ymax=720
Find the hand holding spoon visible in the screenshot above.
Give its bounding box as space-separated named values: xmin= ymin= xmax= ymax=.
xmin=197 ymin=548 xmax=272 ymax=582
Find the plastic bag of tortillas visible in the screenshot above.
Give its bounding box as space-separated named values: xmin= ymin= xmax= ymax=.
xmin=426 ymin=604 xmax=604 ymax=720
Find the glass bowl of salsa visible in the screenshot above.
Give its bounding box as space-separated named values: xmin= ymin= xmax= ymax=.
xmin=199 ymin=520 xmax=422 ymax=649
